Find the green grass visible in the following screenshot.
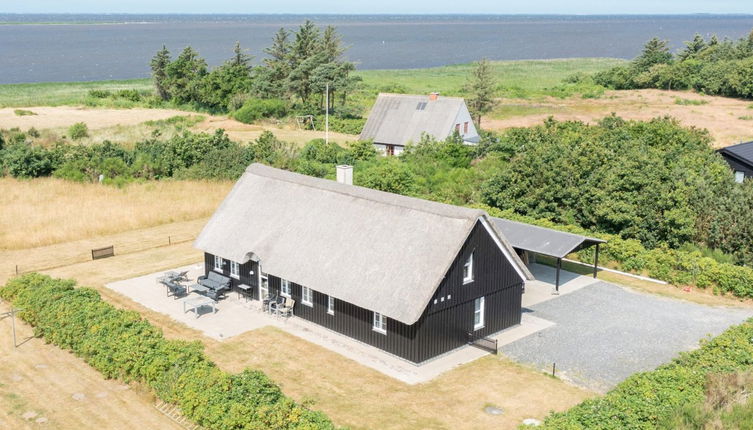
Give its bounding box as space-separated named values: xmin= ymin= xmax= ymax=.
xmin=0 ymin=58 xmax=625 ymax=110
xmin=13 ymin=109 xmax=37 ymax=116
xmin=0 ymin=79 xmax=153 ymax=108
xmin=355 ymin=58 xmax=626 ymax=101
xmin=675 ymin=97 xmax=709 ymax=106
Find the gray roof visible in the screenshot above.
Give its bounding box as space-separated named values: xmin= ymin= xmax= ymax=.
xmin=359 ymin=93 xmax=479 ymax=146
xmin=492 ymin=218 xmax=606 ymax=259
xmin=195 ymin=164 xmax=531 ymax=325
xmin=719 ymin=141 xmax=753 ymax=166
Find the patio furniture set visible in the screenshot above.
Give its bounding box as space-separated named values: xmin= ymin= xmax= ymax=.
xmin=262 ymin=293 xmax=295 ymax=318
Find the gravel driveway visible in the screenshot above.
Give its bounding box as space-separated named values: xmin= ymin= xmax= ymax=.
xmin=501 ymin=282 xmax=753 ymax=392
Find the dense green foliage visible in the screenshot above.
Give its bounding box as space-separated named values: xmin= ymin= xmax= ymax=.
xmin=67 ymin=122 xmax=89 ymax=140
xmin=541 ymin=318 xmax=753 ymax=429
xmin=595 ymin=31 xmax=753 ymax=98
xmin=481 ymin=116 xmax=753 ymax=265
xmin=0 ymin=274 xmax=334 ymax=429
xmin=464 ymin=58 xmax=497 ymax=124
xmin=150 ymin=21 xmax=359 ymax=119
xmin=233 ymin=98 xmax=289 ymax=124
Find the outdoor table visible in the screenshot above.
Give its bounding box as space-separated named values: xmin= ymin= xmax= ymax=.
xmin=237 ymin=284 xmax=252 ymax=302
xmin=183 ymin=296 xmax=217 ymax=318
xmin=189 ymin=284 xmax=209 ymax=295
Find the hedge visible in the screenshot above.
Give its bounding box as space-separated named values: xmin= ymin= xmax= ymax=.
xmin=541 ymin=318 xmax=753 ymax=429
xmin=0 ymin=274 xmax=335 ymax=430
xmin=480 ymin=206 xmax=753 ymax=299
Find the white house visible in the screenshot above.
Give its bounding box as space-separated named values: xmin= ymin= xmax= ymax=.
xmin=359 ymin=93 xmax=480 ymax=156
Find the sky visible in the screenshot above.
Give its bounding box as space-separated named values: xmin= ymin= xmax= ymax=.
xmin=2 ymin=1 xmax=753 ymax=15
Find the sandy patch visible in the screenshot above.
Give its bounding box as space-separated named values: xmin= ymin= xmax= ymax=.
xmin=192 ymin=116 xmax=357 ymax=145
xmin=484 ymin=89 xmax=753 ymax=148
xmin=0 ymin=106 xmax=195 ymax=131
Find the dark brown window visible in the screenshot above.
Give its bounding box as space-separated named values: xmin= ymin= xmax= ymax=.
xmin=464 ymin=122 xmax=469 ymax=133
xmin=386 ymin=145 xmax=395 ymax=156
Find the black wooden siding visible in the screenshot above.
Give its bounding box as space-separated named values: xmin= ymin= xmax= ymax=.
xmin=203 ymin=220 xmax=524 ymax=363
xmin=720 ymin=152 xmax=753 ymax=179
xmin=203 ymin=253 xmax=258 ymax=295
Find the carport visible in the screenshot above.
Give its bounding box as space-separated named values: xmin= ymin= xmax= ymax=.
xmin=492 ymin=218 xmax=606 ymax=292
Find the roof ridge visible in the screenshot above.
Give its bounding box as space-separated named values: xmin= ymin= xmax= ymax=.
xmin=245 ymin=163 xmax=483 ymax=221
xmin=377 ymin=92 xmax=466 ymax=101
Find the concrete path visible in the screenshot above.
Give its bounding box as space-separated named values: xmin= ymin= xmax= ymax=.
xmin=502 ymin=281 xmax=753 ymax=392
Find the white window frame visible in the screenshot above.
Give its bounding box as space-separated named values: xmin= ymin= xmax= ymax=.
xmin=327 ymin=296 xmax=335 ymax=315
xmin=372 ymin=312 xmax=387 ymax=334
xmin=301 ymin=286 xmax=313 ymax=307
xmin=474 ymin=296 xmax=485 ymax=331
xmin=280 ymin=279 xmax=291 ymax=297
xmin=735 ymin=171 xmax=745 ymax=184
xmin=463 ymin=252 xmax=474 ymax=284
xmin=229 ymin=261 xmax=240 ymax=279
xmin=213 ymin=255 xmax=223 ymax=272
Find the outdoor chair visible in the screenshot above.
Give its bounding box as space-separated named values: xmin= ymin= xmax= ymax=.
xmin=262 ymin=293 xmax=277 ymax=313
xmin=276 ymin=298 xmax=295 ymax=318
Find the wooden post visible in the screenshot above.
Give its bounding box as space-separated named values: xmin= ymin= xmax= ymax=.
xmin=555 ymin=258 xmax=562 ymax=293
xmin=593 ymin=243 xmax=600 ymax=279
xmin=15 ymin=265 xmax=18 ymax=275
xmin=168 ymin=235 xmax=172 ymax=246
xmin=552 ymin=362 xmax=556 ymax=377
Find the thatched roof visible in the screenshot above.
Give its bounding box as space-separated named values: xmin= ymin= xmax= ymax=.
xmin=195 ymin=164 xmax=530 ymax=325
xmin=359 ymin=93 xmax=480 ymax=146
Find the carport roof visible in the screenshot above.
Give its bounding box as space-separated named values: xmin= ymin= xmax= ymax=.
xmin=491 ymin=217 xmax=606 ymax=259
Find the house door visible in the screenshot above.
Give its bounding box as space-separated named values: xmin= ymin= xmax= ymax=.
xmin=386 ymin=144 xmax=395 ymax=156
xmin=259 ymin=269 xmax=269 ymax=300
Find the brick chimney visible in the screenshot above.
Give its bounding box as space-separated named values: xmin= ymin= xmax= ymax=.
xmin=429 ymin=92 xmax=439 ymax=101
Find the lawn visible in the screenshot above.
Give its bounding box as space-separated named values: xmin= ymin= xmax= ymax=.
xmin=355 ymin=57 xmax=626 ymax=100
xmin=0 ymin=58 xmax=625 ymax=109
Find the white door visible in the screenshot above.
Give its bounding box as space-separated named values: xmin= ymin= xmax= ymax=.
xmin=259 ymin=266 xmax=269 ymax=300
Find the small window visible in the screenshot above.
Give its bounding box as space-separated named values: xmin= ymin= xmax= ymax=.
xmin=455 ymin=123 xmax=460 ymax=132
xmin=229 ymin=261 xmax=240 ymax=278
xmin=463 ymin=252 xmax=474 ymax=284
xmin=213 ymin=255 xmax=223 ymax=271
xmin=301 ymin=286 xmax=313 ymax=306
xmin=474 ymin=296 xmax=485 ymax=330
xmin=373 ymin=312 xmax=387 ymax=334
xmin=735 ymin=171 xmax=745 ymax=183
xmin=280 ymin=279 xmax=291 ymax=297
xmin=415 ymin=102 xmax=427 ymax=111
xmin=327 ymin=296 xmax=335 ymax=315
xmin=463 ymin=121 xmax=469 ymax=134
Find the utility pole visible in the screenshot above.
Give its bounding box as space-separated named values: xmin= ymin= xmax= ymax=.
xmin=325 ymin=82 xmax=330 ymax=145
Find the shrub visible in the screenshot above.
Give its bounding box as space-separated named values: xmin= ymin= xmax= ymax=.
xmin=1 ymin=143 xmax=54 ymax=178
xmin=88 ymin=89 xmax=112 ymax=98
xmin=13 ymin=109 xmax=37 ymax=116
xmin=0 ymin=274 xmax=336 ymax=430
xmin=542 ymin=318 xmax=753 ymax=429
xmin=68 ymin=122 xmax=89 ymax=140
xmin=233 ymin=98 xmax=288 ymax=124
xmin=116 ymin=89 xmax=142 ymax=102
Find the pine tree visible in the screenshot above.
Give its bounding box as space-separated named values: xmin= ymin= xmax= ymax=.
xmin=164 ymin=46 xmax=208 ymax=104
xmin=291 ymin=20 xmax=321 ymax=66
xmin=231 ymin=41 xmax=253 ymax=70
xmin=465 ymin=58 xmax=497 ymax=126
xmin=262 ymin=28 xmax=292 ymax=97
xmin=150 ymin=45 xmax=171 ymax=100
xmin=679 ymin=34 xmax=706 ymax=60
xmin=321 ymin=25 xmax=345 ymax=62
xmin=633 ymin=37 xmax=673 ymax=72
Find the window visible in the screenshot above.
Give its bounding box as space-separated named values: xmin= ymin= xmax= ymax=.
xmin=455 ymin=123 xmax=461 ymax=132
xmin=474 ymin=296 xmax=485 ymax=330
xmin=280 ymin=279 xmax=291 ymax=297
xmin=415 ymin=102 xmax=427 ymax=111
xmin=735 ymin=171 xmax=745 ymax=183
xmin=229 ymin=261 xmax=240 ymax=278
xmin=463 ymin=252 xmax=474 ymax=284
xmin=301 ymin=286 xmax=313 ymax=306
xmin=213 ymin=255 xmax=223 ymax=271
xmin=373 ymin=312 xmax=386 ymax=334
xmin=463 ymin=121 xmax=469 ymax=134
xmin=327 ymin=296 xmax=335 ymax=315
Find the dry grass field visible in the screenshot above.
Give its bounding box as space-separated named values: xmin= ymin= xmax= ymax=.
xmin=485 ymin=89 xmax=753 ymax=148
xmin=0 ymin=178 xmax=232 ymax=251
xmin=0 ymin=301 xmax=182 ymax=430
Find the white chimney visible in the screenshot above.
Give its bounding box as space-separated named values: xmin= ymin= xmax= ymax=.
xmin=336 ymin=165 xmax=353 ymax=185
xmin=429 ymin=92 xmax=440 ymax=101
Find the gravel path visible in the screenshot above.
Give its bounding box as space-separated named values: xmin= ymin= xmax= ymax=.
xmin=501 ymin=282 xmax=753 ymax=392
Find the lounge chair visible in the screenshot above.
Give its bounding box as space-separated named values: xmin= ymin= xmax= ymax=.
xmin=197 ymin=272 xmax=231 ymax=292
xmin=276 ymin=297 xmax=295 ymax=318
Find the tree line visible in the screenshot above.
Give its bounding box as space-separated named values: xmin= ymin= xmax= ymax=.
xmin=150 ymin=20 xmax=359 ymax=113
xmin=593 ymin=30 xmax=753 ymax=98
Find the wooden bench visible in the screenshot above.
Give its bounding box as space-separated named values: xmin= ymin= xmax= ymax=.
xmin=91 ymin=245 xmax=114 ymax=260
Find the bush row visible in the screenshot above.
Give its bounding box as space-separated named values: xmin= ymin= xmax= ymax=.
xmin=541 ymin=317 xmax=753 ymax=429
xmin=0 ymin=274 xmax=335 ymax=430
xmin=482 ymin=206 xmax=753 ymax=299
